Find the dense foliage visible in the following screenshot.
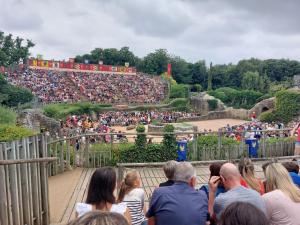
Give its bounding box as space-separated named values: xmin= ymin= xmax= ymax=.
xmin=75 ymin=48 xmax=300 ymax=92
xmin=208 ymin=87 xmax=264 ymax=109
xmin=261 ymin=90 xmax=300 ymax=123
xmin=170 ymin=84 xmax=189 ymax=99
xmin=0 ymin=125 xmax=35 ymax=142
xmin=0 ymin=74 xmax=33 ymax=107
xmin=43 ymin=102 xmax=112 ymax=120
xmin=0 ymin=31 xmax=34 ymax=67
xmin=119 ymin=124 xmax=177 ymax=163
xmin=0 ymin=106 xmax=16 ymax=124
xmin=135 ymin=125 xmax=147 ymax=150
xmin=208 ymin=99 xmax=218 ymax=111
xmin=162 ymin=125 xmax=177 ymax=159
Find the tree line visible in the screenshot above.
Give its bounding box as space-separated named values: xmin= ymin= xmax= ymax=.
xmin=75 ymin=48 xmax=300 ymax=93
xmin=1 ymin=30 xmax=299 ymax=94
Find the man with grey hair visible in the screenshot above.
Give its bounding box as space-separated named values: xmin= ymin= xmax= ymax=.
xmin=159 ymin=160 xmax=178 ymax=187
xmin=147 ymin=162 xmax=208 ymax=225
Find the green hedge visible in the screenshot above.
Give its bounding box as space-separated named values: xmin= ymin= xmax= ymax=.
xmin=274 ymin=90 xmax=300 ymax=123
xmin=260 ymin=90 xmax=300 ymax=123
xmin=170 ymin=84 xmax=189 ymax=99
xmin=43 ymin=102 xmax=112 ymax=120
xmin=260 ymin=111 xmax=278 ymax=123
xmin=208 ymin=87 xmax=263 ymax=109
xmin=119 ymin=144 xmax=177 ymax=163
xmin=0 ymin=125 xmax=35 ymax=142
xmin=0 ymin=106 xmax=17 ymax=125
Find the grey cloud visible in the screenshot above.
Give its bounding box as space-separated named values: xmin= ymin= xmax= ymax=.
xmin=1 ymin=0 xmax=300 ymax=64
xmin=94 ymin=0 xmax=193 ymax=38
xmin=0 ymin=0 xmax=43 ymax=31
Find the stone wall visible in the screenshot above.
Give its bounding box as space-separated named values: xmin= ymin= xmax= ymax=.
xmin=177 ymin=108 xmax=249 ymax=122
xmin=190 ymin=92 xmax=225 ymax=114
xmin=17 ymin=109 xmax=60 ymax=136
xmin=249 ymin=97 xmax=275 ymax=117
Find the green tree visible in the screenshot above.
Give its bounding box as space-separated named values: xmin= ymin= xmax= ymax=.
xmin=0 ymin=74 xmax=33 ymax=107
xmin=241 ymin=71 xmax=261 ymax=90
xmin=191 ymin=60 xmax=207 ymax=86
xmin=169 ymin=56 xmax=192 ymax=83
xmin=207 ymin=62 xmax=213 ymax=91
xmin=0 ymin=31 xmax=34 ymax=66
xmin=139 ymin=49 xmax=169 ymax=75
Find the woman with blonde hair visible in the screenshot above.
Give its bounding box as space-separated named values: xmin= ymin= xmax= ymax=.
xmin=263 ymin=163 xmax=300 ymax=225
xmin=238 ymin=158 xmax=264 ymax=194
xmin=118 ymin=170 xmax=146 ymax=225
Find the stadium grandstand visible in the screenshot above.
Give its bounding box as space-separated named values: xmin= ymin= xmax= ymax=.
xmin=5 ymin=59 xmax=167 ymax=104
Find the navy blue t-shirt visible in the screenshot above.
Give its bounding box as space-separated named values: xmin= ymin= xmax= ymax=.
xmin=289 ymin=172 xmax=300 ymax=187
xmin=146 ymin=182 xmax=208 ymax=225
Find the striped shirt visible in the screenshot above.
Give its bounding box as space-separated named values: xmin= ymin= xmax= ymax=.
xmin=123 ymin=188 xmax=145 ymax=225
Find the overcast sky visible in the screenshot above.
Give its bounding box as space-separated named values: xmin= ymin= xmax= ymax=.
xmin=1 ymin=0 xmax=300 ymax=64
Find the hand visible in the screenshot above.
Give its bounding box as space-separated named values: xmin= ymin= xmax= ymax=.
xmin=209 ymin=176 xmax=220 ymax=193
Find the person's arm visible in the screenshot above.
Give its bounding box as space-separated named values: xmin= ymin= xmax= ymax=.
xmin=208 ymin=176 xmax=220 ymax=218
xmin=148 ymin=217 xmax=155 ymax=225
xmin=124 ymin=208 xmax=132 ymax=225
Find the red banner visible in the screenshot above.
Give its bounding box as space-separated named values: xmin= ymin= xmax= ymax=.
xmin=167 ymin=63 xmax=171 ymax=77
xmin=28 ymin=58 xmax=137 ymax=74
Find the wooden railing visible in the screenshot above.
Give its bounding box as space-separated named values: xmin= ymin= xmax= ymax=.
xmin=0 ymin=129 xmax=296 ymax=225
xmin=45 ymin=128 xmax=295 ymax=173
xmin=0 ymin=135 xmax=56 ymax=225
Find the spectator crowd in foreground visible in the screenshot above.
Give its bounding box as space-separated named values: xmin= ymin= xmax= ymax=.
xmin=6 ymin=68 xmax=167 ymax=104
xmin=68 ymin=158 xmax=300 ymax=225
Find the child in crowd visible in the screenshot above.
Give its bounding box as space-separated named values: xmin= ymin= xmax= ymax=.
xmin=118 ymin=171 xmax=147 ymax=225
xmin=238 ymin=158 xmax=265 ymax=194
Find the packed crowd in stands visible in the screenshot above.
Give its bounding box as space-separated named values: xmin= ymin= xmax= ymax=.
xmin=6 ymin=68 xmax=167 ymax=104
xmin=69 ymin=158 xmax=300 ymax=225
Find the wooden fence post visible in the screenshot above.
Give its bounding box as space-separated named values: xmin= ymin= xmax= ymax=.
xmin=84 ymin=136 xmax=90 ymax=167
xmin=0 ymin=143 xmax=9 ymax=225
xmin=60 ymin=141 xmax=64 ymax=173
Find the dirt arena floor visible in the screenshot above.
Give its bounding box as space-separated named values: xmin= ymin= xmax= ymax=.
xmin=183 ymin=118 xmax=248 ymax=131
xmin=111 ymin=118 xmax=247 ymax=143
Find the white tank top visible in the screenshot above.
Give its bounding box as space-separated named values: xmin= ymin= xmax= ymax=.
xmin=75 ymin=202 xmax=127 ymax=217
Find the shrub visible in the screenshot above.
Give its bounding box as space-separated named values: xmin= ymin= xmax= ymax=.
xmin=260 ymin=111 xmax=278 ymax=123
xmin=196 ymin=135 xmax=238 ymax=147
xmin=0 ymin=106 xmax=17 ymax=125
xmin=135 ymin=125 xmax=147 ymax=150
xmin=119 ymin=144 xmax=177 ymax=163
xmin=0 ymin=74 xmax=33 ymax=107
xmin=43 ymin=102 xmax=113 ymax=120
xmin=274 ymin=90 xmax=300 ymax=123
xmin=261 ymin=90 xmax=300 ymax=123
xmin=169 ymin=98 xmax=188 ymax=108
xmin=162 ymin=124 xmax=177 ymax=159
xmin=208 ymin=99 xmax=218 ymax=111
xmin=170 ymin=84 xmax=189 ymax=99
xmin=0 ymin=125 xmax=35 ymax=142
xmin=208 ymin=87 xmax=263 ymax=109
xmin=191 ymin=84 xmax=202 ymax=92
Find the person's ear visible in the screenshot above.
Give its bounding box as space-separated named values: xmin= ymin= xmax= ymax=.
xmin=189 ymin=176 xmax=197 ymax=188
